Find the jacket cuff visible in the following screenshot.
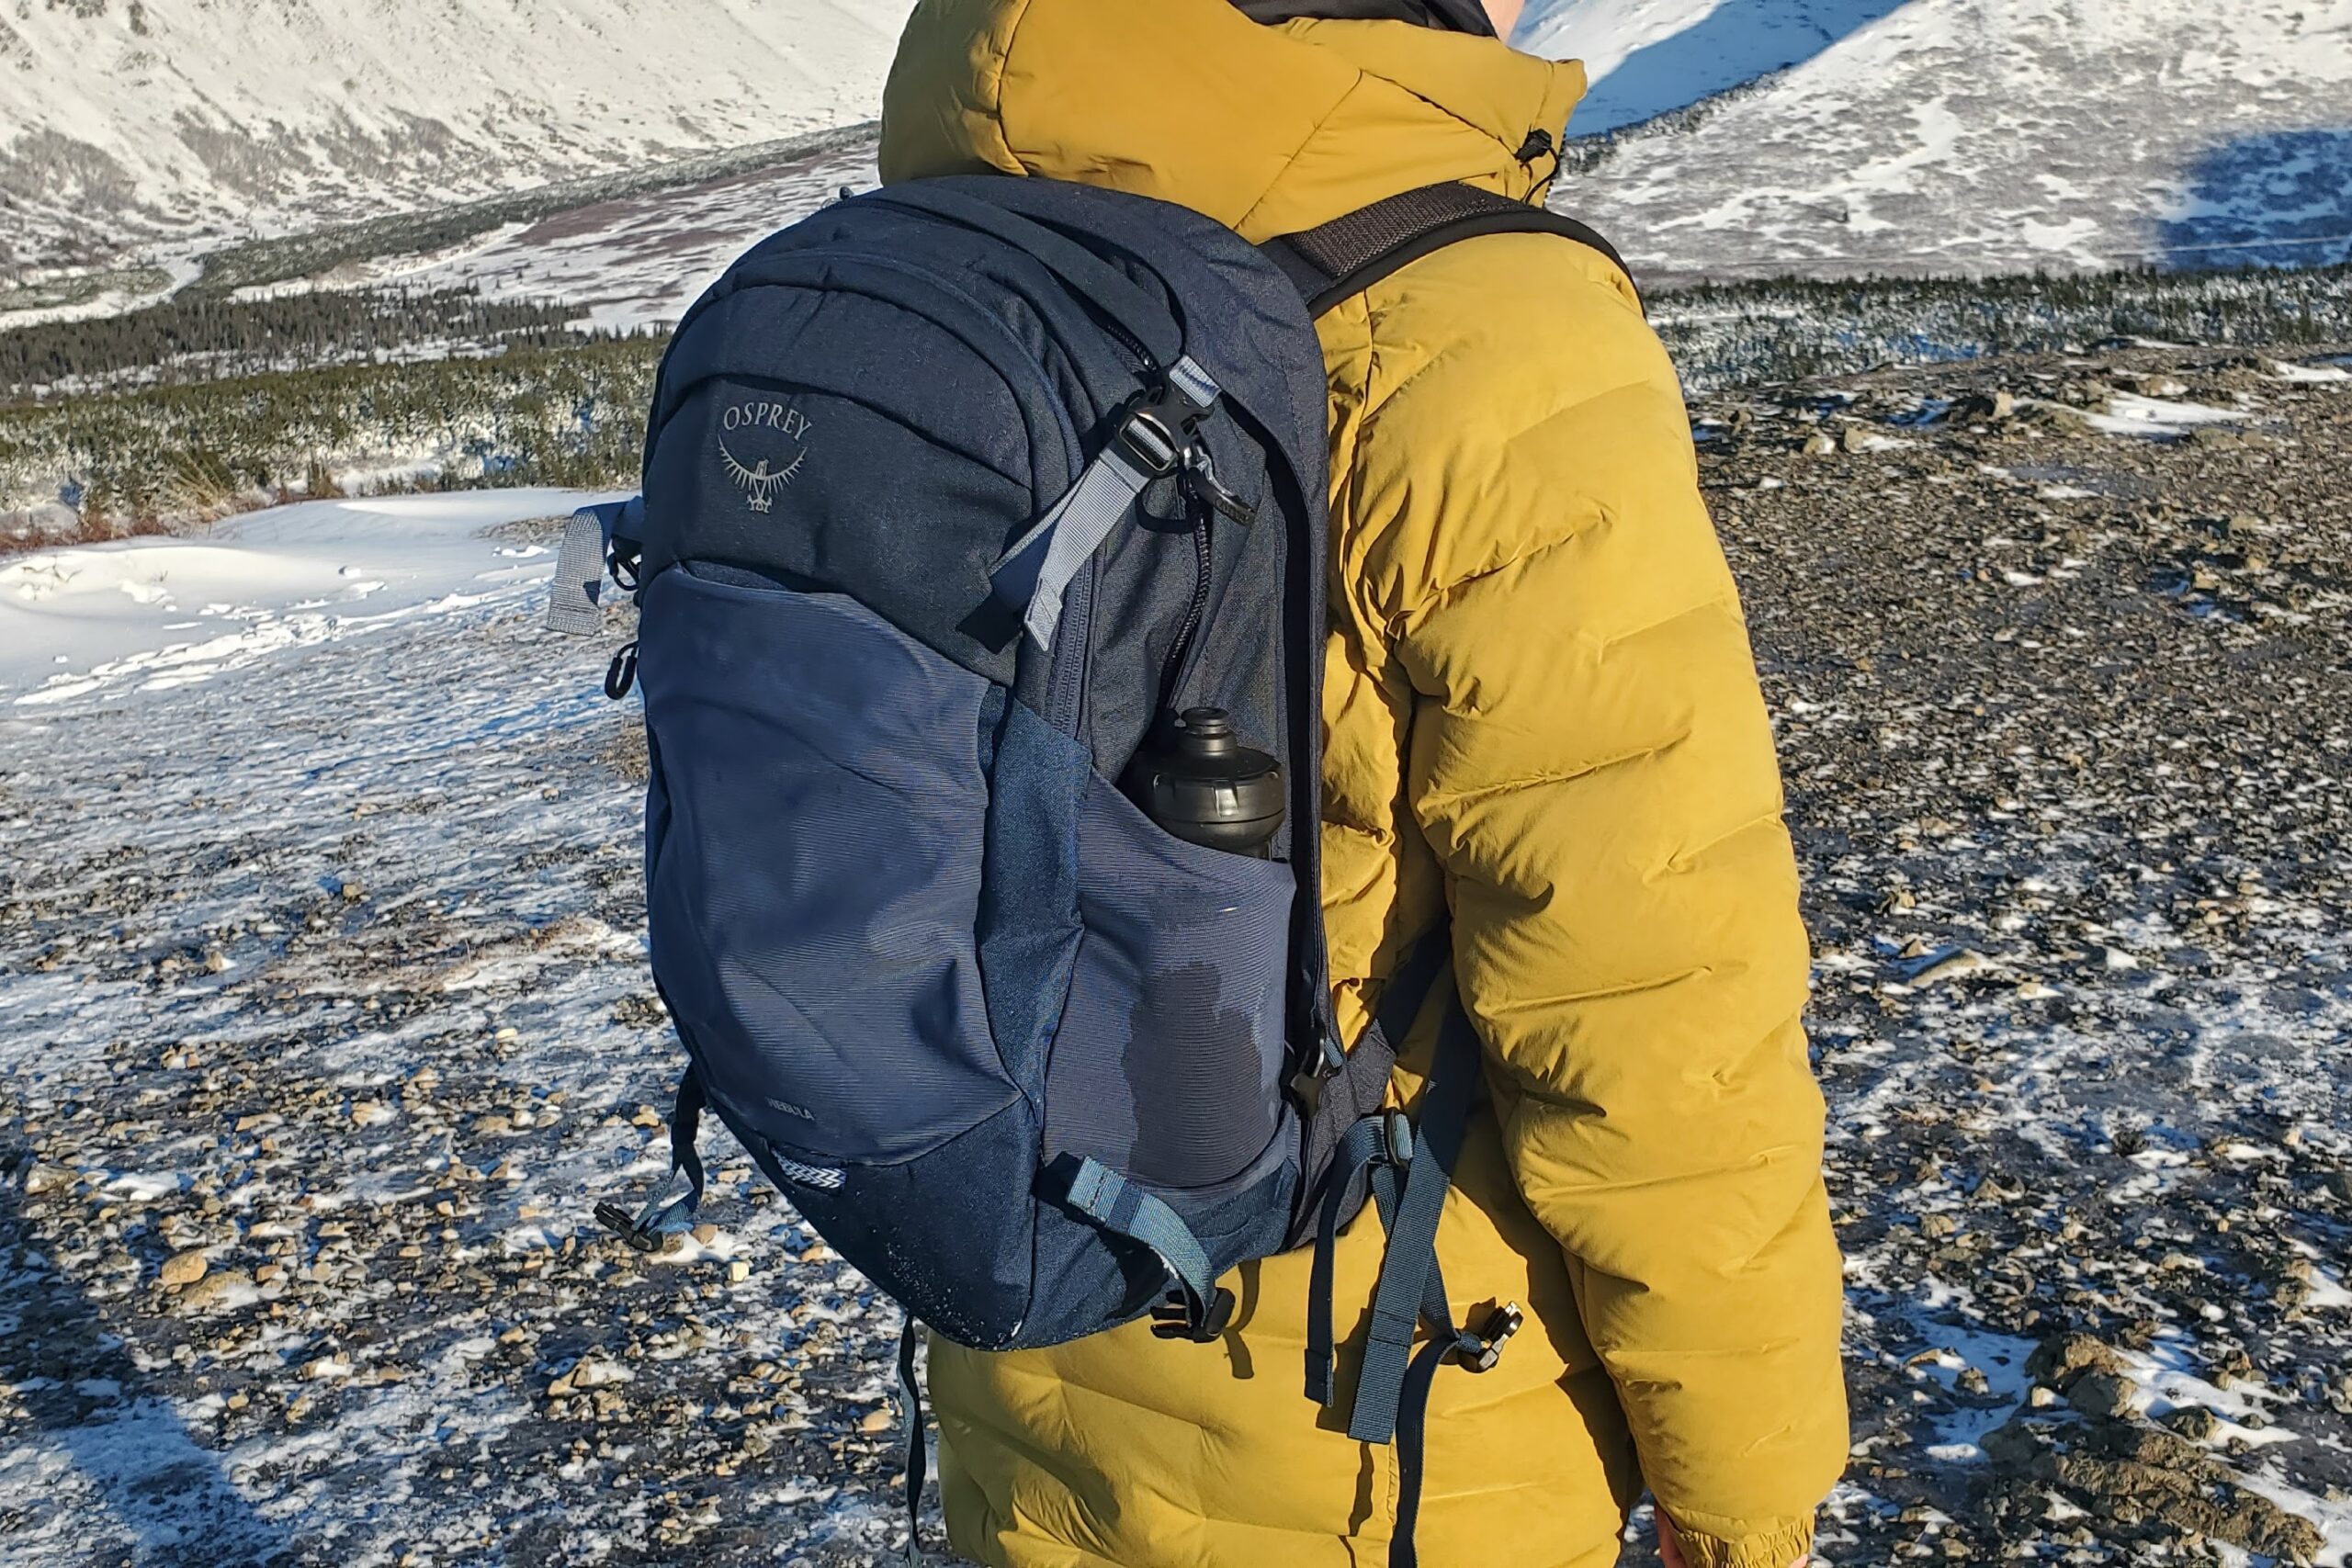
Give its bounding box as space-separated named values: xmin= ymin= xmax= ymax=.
xmin=1672 ymin=1517 xmax=1815 ymax=1568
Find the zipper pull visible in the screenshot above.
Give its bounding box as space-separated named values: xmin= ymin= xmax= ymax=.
xmin=1182 ymin=448 xmax=1255 ymax=526
xmin=604 ymin=640 xmax=639 ymax=700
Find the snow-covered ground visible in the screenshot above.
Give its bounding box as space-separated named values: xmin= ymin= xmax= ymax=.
xmin=0 ymin=491 xmax=626 ymax=706
xmin=0 ymin=490 xmax=922 ymax=1564
xmin=6 ymin=356 xmax=2352 ymax=1564
xmin=247 ymin=143 xmax=879 ymax=334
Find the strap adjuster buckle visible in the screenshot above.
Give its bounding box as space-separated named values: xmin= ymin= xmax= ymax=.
xmin=1383 ymin=1109 xmax=1415 ymax=1168
xmin=1460 ymin=1301 xmax=1523 ymax=1373
xmin=592 ymin=1201 xmax=662 ymax=1254
xmin=1114 ymin=407 xmax=1183 ymax=477
xmin=1150 ymin=1285 xmax=1237 ymax=1343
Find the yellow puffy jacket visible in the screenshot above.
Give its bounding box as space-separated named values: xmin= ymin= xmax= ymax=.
xmin=879 ymin=4 xmax=1849 ymax=1565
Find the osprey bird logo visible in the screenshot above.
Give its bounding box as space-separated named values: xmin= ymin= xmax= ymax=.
xmin=714 ymin=399 xmax=814 ymax=514
xmin=718 ymin=436 xmax=802 ymax=514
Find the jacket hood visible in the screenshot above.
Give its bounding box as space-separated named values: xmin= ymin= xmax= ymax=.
xmin=877 ymin=0 xmax=1585 ymax=241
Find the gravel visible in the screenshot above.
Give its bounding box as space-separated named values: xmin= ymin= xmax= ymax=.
xmin=3 ymin=343 xmax=2349 ymax=1566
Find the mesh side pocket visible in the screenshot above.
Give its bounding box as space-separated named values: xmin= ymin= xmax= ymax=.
xmin=1044 ymin=768 xmax=1295 ymax=1190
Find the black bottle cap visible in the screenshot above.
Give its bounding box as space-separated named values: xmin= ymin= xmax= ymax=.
xmin=1128 ymin=707 xmax=1285 ymax=856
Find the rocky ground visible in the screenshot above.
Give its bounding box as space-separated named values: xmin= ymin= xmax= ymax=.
xmin=2 ymin=342 xmax=2349 ymax=1566
xmin=1720 ymin=346 xmax=2352 ymax=1565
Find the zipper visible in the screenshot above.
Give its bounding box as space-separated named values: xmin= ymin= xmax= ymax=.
xmin=1157 ymin=497 xmax=1214 ymax=716
xmin=1046 ymin=562 xmax=1092 ymax=736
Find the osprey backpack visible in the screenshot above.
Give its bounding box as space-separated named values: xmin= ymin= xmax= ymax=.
xmin=550 ymin=175 xmax=1632 ymax=1565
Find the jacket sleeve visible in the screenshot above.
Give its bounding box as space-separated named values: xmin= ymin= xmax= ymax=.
xmin=1349 ymin=260 xmax=1848 ymax=1568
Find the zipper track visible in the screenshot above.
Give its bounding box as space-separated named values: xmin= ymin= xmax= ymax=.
xmin=1156 ymin=498 xmax=1214 ymax=716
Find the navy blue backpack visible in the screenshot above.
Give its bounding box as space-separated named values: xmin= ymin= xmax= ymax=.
xmin=550 ymin=175 xmax=1630 ymax=1563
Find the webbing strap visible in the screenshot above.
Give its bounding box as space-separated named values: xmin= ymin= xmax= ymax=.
xmin=1367 ymin=1139 xmax=1498 ymax=1568
xmin=593 ymin=1068 xmax=707 ymax=1248
xmin=1260 ymin=182 xmax=1642 ymax=321
xmin=898 ymin=1315 xmax=926 ymax=1563
xmin=1390 ymin=1334 xmax=1469 ymax=1568
xmin=989 ymin=438 xmax=1159 ymax=649
xmin=988 ymin=355 xmax=1223 ymax=649
xmin=546 ymin=495 xmax=643 ymax=637
xmin=1345 ymin=1005 xmax=1481 ymax=1446
xmin=1060 ymin=1156 xmax=1219 ymax=1329
xmin=1295 ymin=929 xmax=1453 ymax=1243
xmin=1306 ymin=1114 xmax=1391 ymax=1405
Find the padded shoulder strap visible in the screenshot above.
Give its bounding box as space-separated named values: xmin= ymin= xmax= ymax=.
xmin=1260 ymin=182 xmax=1642 ymax=319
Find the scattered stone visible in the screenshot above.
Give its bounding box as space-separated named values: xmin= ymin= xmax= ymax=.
xmin=1955 ymin=389 xmax=2018 ymax=422
xmin=159 ymin=1249 xmax=209 ymax=1289
xmin=20 ymin=1163 xmax=73 ymax=1196
xmin=2065 ymin=1370 xmax=2148 ymax=1422
xmin=175 ymin=1270 xmax=251 ymax=1313
xmin=548 ymin=1357 xmax=633 ymax=1399
xmin=2028 ymin=1332 xmax=2132 ymax=1390
xmin=2042 ymin=1425 xmax=2326 ymax=1562
xmin=2163 ymin=1405 xmax=2222 ymax=1441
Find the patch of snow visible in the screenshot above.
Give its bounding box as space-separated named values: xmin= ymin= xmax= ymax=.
xmin=0 ymin=490 xmax=626 ymax=703
xmin=2073 ymin=393 xmax=2258 ymax=439
xmin=2270 ymin=358 xmax=2352 ymax=384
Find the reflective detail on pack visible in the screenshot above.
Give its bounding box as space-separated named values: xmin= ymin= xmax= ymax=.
xmin=775 ymin=1154 xmax=845 ymax=1190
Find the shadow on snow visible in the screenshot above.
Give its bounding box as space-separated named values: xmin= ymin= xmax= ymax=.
xmin=0 ymin=1175 xmax=291 ymax=1565
xmin=2152 ymin=127 xmax=2352 ymax=271
xmin=1543 ymin=0 xmax=1916 ymax=137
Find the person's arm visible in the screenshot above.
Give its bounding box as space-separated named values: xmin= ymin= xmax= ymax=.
xmin=1353 ymin=245 xmax=1847 ymax=1568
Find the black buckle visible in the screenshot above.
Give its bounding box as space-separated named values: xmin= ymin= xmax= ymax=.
xmin=1460 ymin=1302 xmax=1523 ymax=1373
xmin=592 ymin=1201 xmax=662 ymax=1254
xmin=1383 ymin=1110 xmax=1415 ymax=1168
xmin=1287 ymin=1031 xmax=1350 ymax=1114
xmin=1113 ymin=367 xmax=1223 ymax=481
xmin=1114 ymin=408 xmax=1183 ymax=477
xmin=1149 ymin=1286 xmax=1237 ymax=1343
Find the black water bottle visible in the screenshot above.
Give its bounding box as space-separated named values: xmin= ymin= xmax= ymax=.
xmin=1128 ymin=708 xmax=1285 ymax=856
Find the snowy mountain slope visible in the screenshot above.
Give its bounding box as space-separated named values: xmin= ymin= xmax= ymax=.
xmin=1517 ymin=0 xmax=1911 ymax=136
xmin=9 ymin=0 xmax=2351 ymax=312
xmin=1521 ymin=0 xmax=2352 ymax=279
xmin=0 ymin=0 xmax=913 ymax=276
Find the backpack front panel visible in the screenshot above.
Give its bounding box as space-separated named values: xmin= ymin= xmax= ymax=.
xmin=631 ymin=178 xmax=1336 ymax=1351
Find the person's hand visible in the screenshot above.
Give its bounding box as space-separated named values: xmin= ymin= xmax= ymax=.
xmin=1657 ymin=1513 xmax=1809 ymax=1568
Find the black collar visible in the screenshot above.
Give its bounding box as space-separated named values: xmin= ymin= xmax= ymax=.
xmin=1227 ymin=0 xmax=1498 ymax=39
